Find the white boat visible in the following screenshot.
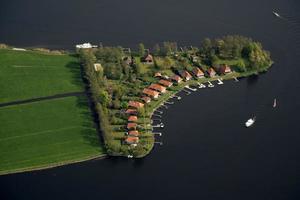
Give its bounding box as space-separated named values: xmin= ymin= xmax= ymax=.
xmin=273 ymin=98 xmax=277 ymax=108
xmin=273 ymin=11 xmax=280 ymax=17
xmin=207 ymin=81 xmax=214 ymax=88
xmin=245 ymin=117 xmax=256 ymax=127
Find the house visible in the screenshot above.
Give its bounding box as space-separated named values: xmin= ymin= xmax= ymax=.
xmin=128 ymin=101 xmax=144 ymax=109
xmin=192 ymin=67 xmax=205 ymax=78
xmin=142 ymin=54 xmax=153 ymax=64
xmin=190 ymin=55 xmax=199 ymax=63
xmin=179 ymin=70 xmax=193 ymax=81
xmin=128 ymin=115 xmax=138 ymax=122
xmin=170 ymin=75 xmax=183 ymax=83
xmin=93 ymin=63 xmax=103 ymax=72
xmin=125 ymin=136 xmax=139 ymax=144
xmin=219 ymin=64 xmax=232 ymax=74
xmin=207 ymin=68 xmax=216 ymax=77
xmin=76 ymin=43 xmax=97 ymax=49
xmin=149 ymin=83 xmax=167 ymax=93
xmin=127 ymin=123 xmax=137 ymax=130
xmin=159 ymin=79 xmax=173 ymax=87
xmin=141 ymin=96 xmax=151 ymax=103
xmin=128 ymin=130 xmax=139 ymax=137
xmin=142 ymin=88 xmax=159 ymax=99
xmin=125 ymin=109 xmax=138 ymax=115
xmin=123 ymin=56 xmax=133 ymax=65
xmin=154 ymin=72 xmax=162 ymax=78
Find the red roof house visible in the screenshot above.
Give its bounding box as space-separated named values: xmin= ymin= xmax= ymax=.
xmin=159 ymin=79 xmax=173 ymax=87
xmin=128 ymin=101 xmax=144 ymax=109
xmin=192 ymin=67 xmax=205 ymax=78
xmin=219 ymin=64 xmax=232 ymax=74
xmin=171 ymin=75 xmax=183 ymax=83
xmin=128 ymin=115 xmax=138 ymax=122
xmin=125 ymin=136 xmax=139 ymax=144
xmin=207 ymin=68 xmax=216 ymax=77
xmin=128 ymin=130 xmax=139 ymax=137
xmin=149 ymin=83 xmax=166 ymax=93
xmin=127 ymin=123 xmax=137 ymax=130
xmin=179 ymin=70 xmax=193 ymax=81
xmin=125 ymin=109 xmax=138 ymax=115
xmin=143 ymin=88 xmax=159 ymax=99
xmin=141 ymin=96 xmax=151 ymax=103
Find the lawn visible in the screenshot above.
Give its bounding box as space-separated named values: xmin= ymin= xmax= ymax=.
xmin=0 ymin=49 xmax=83 ymax=103
xmin=0 ymin=96 xmax=104 ymax=175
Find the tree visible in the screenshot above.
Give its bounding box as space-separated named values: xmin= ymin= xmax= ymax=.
xmin=138 ymin=43 xmax=145 ymax=57
xmin=99 ymin=90 xmax=111 ymax=107
xmin=153 ymin=43 xmax=161 ymax=56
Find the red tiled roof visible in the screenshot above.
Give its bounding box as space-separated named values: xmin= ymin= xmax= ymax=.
xmin=143 ymin=88 xmax=159 ymax=98
xmin=128 ymin=101 xmax=144 ymax=108
xmin=180 ymin=70 xmax=192 ymax=79
xmin=159 ymin=79 xmax=173 ymax=87
xmin=171 ymin=75 xmax=182 ymax=83
xmin=125 ymin=136 xmax=139 ymax=144
xmin=193 ymin=67 xmax=204 ymax=77
xmin=128 ymin=130 xmax=139 ymax=137
xmin=125 ymin=109 xmax=137 ymax=115
xmin=127 ymin=123 xmax=137 ymax=129
xmin=208 ymin=68 xmax=216 ymax=74
xmin=142 ymin=96 xmax=151 ymax=103
xmin=149 ymin=83 xmax=166 ymax=93
xmin=154 ymin=72 xmax=162 ymax=77
xmin=128 ymin=115 xmax=138 ymax=122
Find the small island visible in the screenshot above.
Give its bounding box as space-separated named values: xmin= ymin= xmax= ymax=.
xmin=79 ymin=35 xmax=273 ymax=158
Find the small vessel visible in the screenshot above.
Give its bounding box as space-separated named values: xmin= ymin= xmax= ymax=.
xmin=273 ymin=98 xmax=277 ymax=108
xmin=273 ymin=11 xmax=280 ymax=17
xmin=245 ymin=117 xmax=256 ymax=127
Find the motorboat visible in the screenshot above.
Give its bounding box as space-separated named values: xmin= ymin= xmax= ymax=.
xmin=273 ymin=11 xmax=280 ymax=17
xmin=273 ymin=98 xmax=277 ymax=108
xmin=245 ymin=117 xmax=256 ymax=127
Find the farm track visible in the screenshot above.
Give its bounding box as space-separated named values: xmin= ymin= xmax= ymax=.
xmin=0 ymin=91 xmax=85 ymax=108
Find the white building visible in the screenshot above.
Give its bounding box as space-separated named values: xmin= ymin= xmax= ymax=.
xmin=76 ymin=43 xmax=98 ymax=49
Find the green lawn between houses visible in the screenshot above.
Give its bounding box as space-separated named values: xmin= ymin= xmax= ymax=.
xmin=0 ymin=96 xmax=104 ymax=175
xmin=0 ymin=49 xmax=83 ymax=103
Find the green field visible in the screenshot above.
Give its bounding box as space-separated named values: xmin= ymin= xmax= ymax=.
xmin=0 ymin=49 xmax=83 ymax=103
xmin=0 ymin=96 xmax=104 ymax=175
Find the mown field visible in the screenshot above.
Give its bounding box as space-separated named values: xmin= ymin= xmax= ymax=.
xmin=0 ymin=96 xmax=104 ymax=175
xmin=0 ymin=49 xmax=83 ymax=103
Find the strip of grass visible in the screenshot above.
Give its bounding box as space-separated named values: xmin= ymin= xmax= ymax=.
xmin=0 ymin=96 xmax=104 ymax=175
xmin=0 ymin=49 xmax=83 ymax=103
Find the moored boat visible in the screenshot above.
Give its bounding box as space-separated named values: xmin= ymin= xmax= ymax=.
xmin=245 ymin=117 xmax=256 ymax=127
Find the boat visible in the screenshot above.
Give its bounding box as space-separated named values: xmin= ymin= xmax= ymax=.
xmin=273 ymin=98 xmax=277 ymax=108
xmin=245 ymin=117 xmax=256 ymax=127
xmin=273 ymin=11 xmax=280 ymax=17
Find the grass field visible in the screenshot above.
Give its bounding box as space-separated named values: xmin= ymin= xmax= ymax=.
xmin=0 ymin=96 xmax=104 ymax=175
xmin=0 ymin=49 xmax=83 ymax=103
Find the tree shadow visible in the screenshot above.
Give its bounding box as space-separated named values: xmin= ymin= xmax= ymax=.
xmin=65 ymin=54 xmax=85 ymax=89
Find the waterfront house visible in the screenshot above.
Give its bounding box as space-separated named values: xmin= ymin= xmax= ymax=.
xmin=125 ymin=136 xmax=139 ymax=144
xmin=128 ymin=101 xmax=144 ymax=109
xmin=93 ymin=63 xmax=103 ymax=72
xmin=192 ymin=67 xmax=205 ymax=78
xmin=219 ymin=64 xmax=232 ymax=74
xmin=127 ymin=123 xmax=137 ymax=130
xmin=123 ymin=56 xmax=133 ymax=65
xmin=159 ymin=79 xmax=173 ymax=87
xmin=207 ymin=68 xmax=216 ymax=77
xmin=170 ymin=75 xmax=183 ymax=83
xmin=142 ymin=53 xmax=154 ymax=64
xmin=149 ymin=83 xmax=167 ymax=93
xmin=141 ymin=96 xmax=151 ymax=104
xmin=128 ymin=130 xmax=139 ymax=137
xmin=190 ymin=55 xmax=199 ymax=63
xmin=125 ymin=109 xmax=138 ymax=115
xmin=143 ymin=88 xmax=159 ymax=99
xmin=179 ymin=70 xmax=193 ymax=81
xmin=128 ymin=115 xmax=138 ymax=122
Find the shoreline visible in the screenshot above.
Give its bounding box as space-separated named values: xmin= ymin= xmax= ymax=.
xmin=0 ymin=154 xmax=107 ymax=176
xmin=138 ymin=66 xmax=273 ymax=158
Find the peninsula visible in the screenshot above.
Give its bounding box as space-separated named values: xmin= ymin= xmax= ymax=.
xmin=79 ymin=35 xmax=273 ymax=158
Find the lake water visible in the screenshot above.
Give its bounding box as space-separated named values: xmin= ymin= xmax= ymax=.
xmin=1 ymin=0 xmax=300 ymax=199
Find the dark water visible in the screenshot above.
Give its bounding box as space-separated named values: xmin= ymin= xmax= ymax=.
xmin=1 ymin=0 xmax=300 ymax=199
